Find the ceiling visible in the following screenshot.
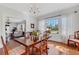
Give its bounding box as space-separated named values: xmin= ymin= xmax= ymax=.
xmin=0 ymin=3 xmax=79 ymax=17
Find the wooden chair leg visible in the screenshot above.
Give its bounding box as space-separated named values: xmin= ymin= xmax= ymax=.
xmin=77 ymin=43 xmax=79 ymax=51
xmin=46 ymin=49 xmax=48 ymax=54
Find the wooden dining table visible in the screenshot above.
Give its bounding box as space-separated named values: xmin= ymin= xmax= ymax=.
xmin=12 ymin=36 xmax=48 ymax=55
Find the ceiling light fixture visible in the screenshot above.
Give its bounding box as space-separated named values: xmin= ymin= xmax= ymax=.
xmin=28 ymin=4 xmax=40 ymax=16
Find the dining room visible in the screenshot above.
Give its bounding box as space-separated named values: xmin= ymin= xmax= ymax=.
xmin=1 ymin=3 xmax=79 ymax=55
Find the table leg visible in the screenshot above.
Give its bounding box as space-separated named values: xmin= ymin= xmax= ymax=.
xmin=67 ymin=40 xmax=70 ymax=46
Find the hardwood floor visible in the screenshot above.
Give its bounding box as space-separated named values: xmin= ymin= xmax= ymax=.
xmin=0 ymin=48 xmax=4 ymax=55
xmin=48 ymin=40 xmax=79 ymax=55
xmin=0 ymin=39 xmax=79 ymax=55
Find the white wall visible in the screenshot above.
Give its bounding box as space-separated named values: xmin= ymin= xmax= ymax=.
xmin=62 ymin=13 xmax=79 ymax=36
xmin=38 ymin=19 xmax=47 ymax=33
xmin=0 ymin=15 xmax=3 ymax=48
xmin=25 ymin=14 xmax=37 ymax=32
xmin=61 ymin=12 xmax=79 ymax=43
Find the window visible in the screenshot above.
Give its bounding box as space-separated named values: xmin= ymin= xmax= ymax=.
xmin=46 ymin=17 xmax=59 ymax=34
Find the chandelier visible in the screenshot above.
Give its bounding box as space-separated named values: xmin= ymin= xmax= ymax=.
xmin=28 ymin=4 xmax=40 ymax=16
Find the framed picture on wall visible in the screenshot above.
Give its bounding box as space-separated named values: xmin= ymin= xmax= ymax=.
xmin=31 ymin=24 xmax=34 ymax=28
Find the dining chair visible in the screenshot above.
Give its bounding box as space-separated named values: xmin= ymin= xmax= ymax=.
xmin=32 ymin=38 xmax=48 ymax=55
xmin=67 ymin=35 xmax=76 ymax=47
xmin=74 ymin=31 xmax=79 ymax=39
